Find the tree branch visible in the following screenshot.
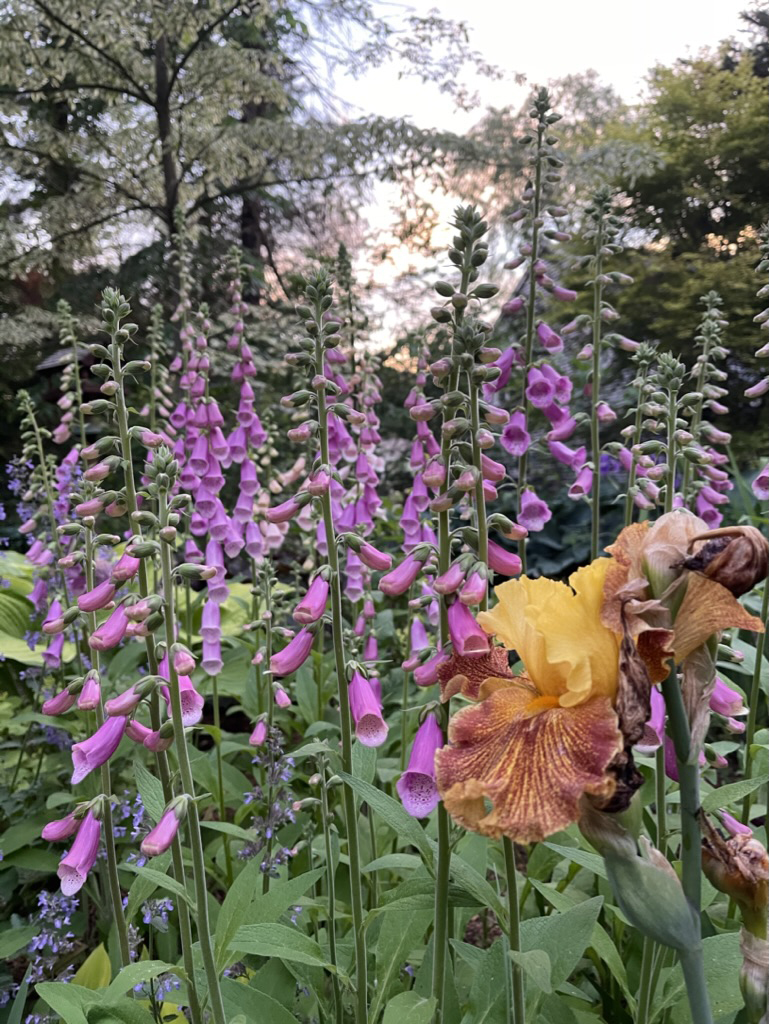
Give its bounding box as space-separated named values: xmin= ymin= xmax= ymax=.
xmin=167 ymin=0 xmax=258 ymax=94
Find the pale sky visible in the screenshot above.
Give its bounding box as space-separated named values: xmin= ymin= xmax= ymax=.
xmin=335 ymin=0 xmax=750 ymax=129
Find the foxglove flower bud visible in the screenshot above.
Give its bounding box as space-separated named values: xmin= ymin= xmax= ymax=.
xmin=379 ymin=550 xmax=427 ymax=596
xmin=42 ymin=812 xmax=80 ymax=842
xmin=78 ymin=580 xmax=116 ymax=613
xmin=249 ymin=719 xmax=268 ymax=746
xmin=271 ymin=628 xmax=314 ymax=676
xmin=293 ymin=575 xmax=330 ymax=624
xmin=358 ymin=541 xmax=393 ymax=571
xmin=71 ymin=716 xmax=127 ymax=785
xmin=77 ymin=671 xmax=101 ymax=711
xmin=111 ymin=552 xmax=141 ymax=582
xmin=42 ymin=688 xmax=78 ymax=716
xmin=141 ymin=797 xmax=189 ymax=858
xmin=487 ymin=540 xmax=523 ymax=577
xmin=89 ymin=604 xmax=129 ymax=651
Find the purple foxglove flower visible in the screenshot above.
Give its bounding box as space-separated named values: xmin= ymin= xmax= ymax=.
xmin=126 ymin=720 xmax=152 ymax=745
xmin=434 ymin=562 xmax=466 ymax=595
xmin=725 ymin=717 xmax=746 ymax=734
xmin=525 ymin=367 xmax=556 ymax=409
xmin=202 ymin=638 xmax=223 ymax=676
xmin=144 ymin=729 xmax=174 ymax=752
xmin=173 ymin=648 xmax=196 ymax=675
xmin=42 ymin=633 xmax=65 ymax=669
xmin=720 ymin=811 xmax=752 ymax=837
xmin=397 ymin=713 xmax=443 ymax=817
xmin=568 ymin=465 xmax=593 ymax=500
xmin=752 ymin=461 xmax=769 ymax=500
xmin=448 ymin=600 xmax=489 ymax=657
xmin=78 ymin=580 xmax=116 ymax=613
xmin=244 ymin=521 xmax=264 ymax=560
xmin=745 ymin=376 xmax=769 ymax=399
xmin=77 ymin=672 xmax=101 ymax=711
xmin=349 ymin=671 xmax=388 ymax=747
xmin=414 ymin=649 xmax=449 ymax=687
xmin=595 ymin=401 xmax=616 ymax=423
xmin=709 ymin=677 xmax=747 ymax=717
xmin=357 ymin=541 xmax=393 ymax=571
xmin=271 ymin=628 xmax=314 ymax=676
xmin=552 ymin=286 xmax=577 ymax=301
xmin=89 ymin=604 xmax=129 ymax=651
xmin=518 ymin=488 xmax=552 ymax=532
xmin=42 ymin=599 xmax=64 ymax=634
xmin=536 ymin=322 xmax=563 ymax=353
xmin=201 ymin=601 xmax=221 ymax=643
xmin=480 ymin=454 xmax=505 ymax=483
xmin=71 ymin=716 xmax=127 ymax=785
xmin=364 ymin=635 xmax=378 ymax=662
xmin=42 ymin=688 xmax=77 ymax=716
xmin=699 ymin=484 xmax=729 ymax=506
xmin=74 ymin=496 xmax=105 ymax=518
xmin=500 ymin=411 xmax=531 ymax=457
xmin=635 ymin=686 xmax=666 ymax=753
xmin=459 ymin=570 xmax=487 ymax=606
xmin=58 ymin=811 xmax=101 ymax=895
xmin=411 ymin=473 xmax=430 ymax=512
xmin=30 ymin=578 xmax=48 ymax=612
xmin=307 ymin=469 xmax=331 ymax=496
xmin=541 ymin=363 xmax=572 ymax=405
xmin=227 ymin=425 xmax=248 ymax=463
xmin=483 ymin=405 xmax=510 ymax=426
xmin=695 ymin=493 xmax=721 ymax=529
xmin=266 ymin=495 xmax=304 ymax=524
xmin=293 ymin=576 xmax=330 ymax=624
xmin=159 ymin=656 xmax=205 ymax=726
xmin=400 ymin=494 xmax=420 ymax=535
xmin=487 ymin=345 xmax=519 ymax=394
xmin=42 ymin=812 xmax=80 ymax=841
xmin=546 ymin=412 xmax=578 ymax=442
xmin=240 ymin=459 xmax=260 ymax=496
xmin=111 ymin=552 xmax=141 ymax=582
xmin=501 ymin=297 xmax=524 ymax=316
xmin=423 ymin=459 xmax=446 ymax=490
xmin=249 ymin=720 xmax=268 ymax=746
xmin=488 ymin=540 xmax=522 ymax=577
xmin=548 ymin=440 xmax=586 ymax=471
xmin=141 ymin=804 xmax=185 ymax=858
xmin=274 ymin=687 xmax=292 ymax=708
xmin=402 ymin=617 xmax=431 ymax=670
xmin=379 ymin=551 xmax=426 ymax=596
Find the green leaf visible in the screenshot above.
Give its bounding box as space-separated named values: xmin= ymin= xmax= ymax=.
xmin=245 ymin=868 xmax=325 ymax=927
xmin=221 ymin=978 xmax=299 ymax=1024
xmin=508 ymin=949 xmax=552 ymax=994
xmin=449 ymin=850 xmax=508 ymax=925
xmin=604 ymin=852 xmax=698 ymax=951
xmin=0 ymin=924 xmax=38 ymax=959
xmin=701 ymin=776 xmax=766 ymax=812
xmin=543 ymin=842 xmax=608 ymax=880
xmin=0 ymin=631 xmax=44 ymax=666
xmin=122 ymin=864 xmax=195 ymax=911
xmin=668 ymin=933 xmax=744 ymax=1023
xmin=7 ymin=967 xmax=31 ymax=1024
xmin=371 ymin=909 xmax=432 ymax=1021
xmin=521 ymin=896 xmax=604 ymax=989
xmin=104 ymin=961 xmax=185 ymax=1003
xmin=461 ymin=938 xmax=508 ymax=1024
xmin=214 ymin=858 xmax=263 ymax=972
xmin=338 ymin=772 xmax=434 ymax=866
xmin=36 ymin=982 xmax=96 ymax=1024
xmin=230 ymin=923 xmax=337 ymax=972
xmin=363 ymin=853 xmax=423 ymax=873
xmin=133 ymin=760 xmax=166 ymax=824
xmin=352 ymin=740 xmax=378 ymax=789
xmin=86 ymin=1001 xmax=156 ymax=1024
xmin=382 ymin=992 xmax=437 ymax=1024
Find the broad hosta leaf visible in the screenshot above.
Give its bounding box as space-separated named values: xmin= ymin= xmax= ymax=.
xmin=382 ymin=992 xmax=437 ymax=1024
xmin=72 ymin=943 xmax=112 ymax=990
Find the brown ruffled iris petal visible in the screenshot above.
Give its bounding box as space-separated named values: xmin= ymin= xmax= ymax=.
xmin=437 ymin=645 xmax=513 ymax=702
xmin=673 ymin=574 xmax=764 ymax=662
xmin=435 ymin=681 xmax=623 ymax=844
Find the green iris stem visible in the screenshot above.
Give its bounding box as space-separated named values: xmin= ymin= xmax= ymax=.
xmin=516 ymin=118 xmax=545 ymax=576
xmin=315 ymin=323 xmax=368 ymax=1024
xmin=158 ymin=491 xmax=227 ymax=1024
xmin=110 ymin=327 xmax=202 ymax=1024
xmin=660 ymin=665 xmax=713 ymax=1024
xmin=589 ymin=220 xmax=605 ymax=562
xmin=636 ymin=936 xmax=655 ymax=1024
xmin=502 ymin=837 xmax=525 ymax=1024
xmin=83 ymin=526 xmax=131 ymax=969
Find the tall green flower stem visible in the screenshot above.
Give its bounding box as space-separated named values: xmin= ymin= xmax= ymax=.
xmin=660 ymin=665 xmax=714 ymax=1024
xmin=83 ymin=523 xmax=131 ymax=968
xmin=317 ymin=757 xmax=343 ymax=1024
xmin=622 ymin=346 xmax=655 ymax=528
xmin=211 ymin=675 xmax=233 ymax=886
xmin=469 ymin=370 xmax=523 ymax=1024
xmin=57 ymin=300 xmax=87 ymax=449
xmin=105 ymin=293 xmax=201 ymax=1024
xmin=305 ymin=274 xmax=368 ymax=1022
xmin=259 ymin=566 xmax=276 ymax=896
xmin=158 ymin=487 xmax=226 ymax=1024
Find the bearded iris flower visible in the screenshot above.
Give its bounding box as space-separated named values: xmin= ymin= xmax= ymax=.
xmin=435 ymin=558 xmax=625 ymax=843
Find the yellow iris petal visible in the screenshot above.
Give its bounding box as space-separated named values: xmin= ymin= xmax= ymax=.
xmin=477 ymin=557 xmax=620 ymax=707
